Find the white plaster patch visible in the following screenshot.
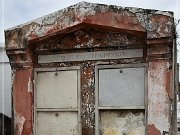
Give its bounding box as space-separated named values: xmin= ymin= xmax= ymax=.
xmin=86 ymin=38 xmax=94 ymax=47
xmin=28 ymin=76 xmax=32 ymax=93
xmin=74 ymin=44 xmax=81 ymax=48
xmin=88 ymin=77 xmax=94 ymax=87
xmin=155 ymin=11 xmax=173 ymax=17
xmin=15 ymin=112 xmax=26 ymax=135
xmin=12 ymin=70 xmax=16 ymax=86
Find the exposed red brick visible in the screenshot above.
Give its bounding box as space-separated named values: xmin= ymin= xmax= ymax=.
xmin=148 ymin=124 xmax=161 ymax=135
xmin=84 ymin=12 xmax=146 ymax=32
xmin=150 ymin=15 xmax=170 ymax=24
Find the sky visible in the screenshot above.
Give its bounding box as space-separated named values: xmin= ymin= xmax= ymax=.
xmin=0 ymin=0 xmax=180 ymax=117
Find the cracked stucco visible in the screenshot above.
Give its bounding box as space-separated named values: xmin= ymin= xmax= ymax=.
xmin=5 ymin=1 xmax=174 ymax=49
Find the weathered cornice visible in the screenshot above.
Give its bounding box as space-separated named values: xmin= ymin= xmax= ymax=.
xmin=5 ymin=1 xmax=174 ymax=50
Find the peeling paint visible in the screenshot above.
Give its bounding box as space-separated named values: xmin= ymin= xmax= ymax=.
xmin=12 ymin=69 xmax=16 ymax=85
xmin=81 ymin=65 xmax=95 ymax=132
xmin=15 ymin=112 xmax=26 ymax=135
xmin=148 ymin=61 xmax=171 ymax=134
xmin=27 ymin=76 xmax=32 ymax=93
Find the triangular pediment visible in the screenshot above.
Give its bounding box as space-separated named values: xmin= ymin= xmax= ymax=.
xmin=5 ymin=1 xmax=174 ymax=50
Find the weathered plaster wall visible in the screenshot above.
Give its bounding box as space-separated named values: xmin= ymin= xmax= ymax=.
xmin=4 ymin=2 xmax=176 ymax=135
xmin=148 ymin=61 xmax=172 ymax=135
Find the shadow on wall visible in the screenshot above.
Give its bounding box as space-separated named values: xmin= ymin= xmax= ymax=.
xmin=0 ymin=113 xmax=12 ymax=135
